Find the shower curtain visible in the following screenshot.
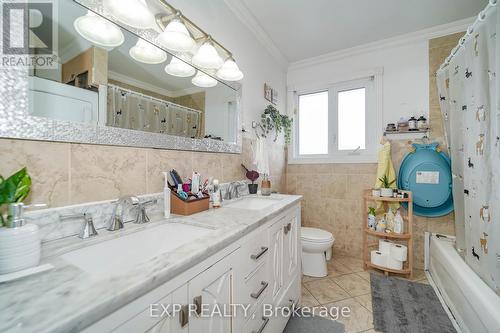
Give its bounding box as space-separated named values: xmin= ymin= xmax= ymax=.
xmin=436 ymin=1 xmax=499 ymax=293
xmin=106 ymin=85 xmax=202 ymax=138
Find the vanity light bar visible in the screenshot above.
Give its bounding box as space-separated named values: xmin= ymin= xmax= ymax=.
xmin=154 ymin=0 xmax=233 ymax=63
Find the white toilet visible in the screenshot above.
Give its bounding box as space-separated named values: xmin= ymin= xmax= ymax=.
xmin=301 ymin=227 xmax=334 ymax=277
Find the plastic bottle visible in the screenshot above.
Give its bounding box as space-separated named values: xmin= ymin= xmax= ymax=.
xmin=393 ymin=210 xmax=404 ymax=234
xmin=212 ymin=179 xmax=221 ymax=208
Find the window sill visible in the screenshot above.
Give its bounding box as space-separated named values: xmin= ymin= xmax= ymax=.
xmin=288 ymin=154 xmax=378 ymax=164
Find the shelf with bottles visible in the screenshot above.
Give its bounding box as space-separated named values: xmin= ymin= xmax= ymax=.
xmin=363 ymin=189 xmax=413 ymax=278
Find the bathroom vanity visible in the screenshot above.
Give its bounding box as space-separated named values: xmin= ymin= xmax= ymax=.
xmin=0 ymin=194 xmax=301 ymax=333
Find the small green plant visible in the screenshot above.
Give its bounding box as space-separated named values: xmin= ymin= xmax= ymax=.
xmin=0 ymin=167 xmax=32 ymax=226
xmin=368 ymin=207 xmax=376 ymax=216
xmin=261 ymin=105 xmax=293 ymax=144
xmin=378 ymin=174 xmax=395 ymax=188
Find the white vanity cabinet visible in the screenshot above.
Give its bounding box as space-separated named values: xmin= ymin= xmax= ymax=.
xmin=81 ymin=203 xmax=301 ymax=333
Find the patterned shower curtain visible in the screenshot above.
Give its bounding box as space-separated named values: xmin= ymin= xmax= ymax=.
xmin=106 ymin=85 xmax=202 ymax=138
xmin=436 ymin=1 xmax=499 ymax=293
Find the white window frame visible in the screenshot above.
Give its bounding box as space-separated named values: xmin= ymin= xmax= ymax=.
xmin=288 ymin=71 xmax=383 ymax=164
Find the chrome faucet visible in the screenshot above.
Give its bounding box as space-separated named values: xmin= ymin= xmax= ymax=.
xmin=60 ymin=212 xmax=98 ymax=239
xmin=224 ymin=181 xmax=247 ymax=200
xmin=134 ymin=198 xmax=157 ymax=224
xmin=109 ymin=196 xmax=158 ymax=228
xmin=107 ymin=196 xmax=135 ymax=231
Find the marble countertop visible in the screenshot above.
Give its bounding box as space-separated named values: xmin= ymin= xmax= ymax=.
xmin=0 ymin=194 xmax=301 ymax=333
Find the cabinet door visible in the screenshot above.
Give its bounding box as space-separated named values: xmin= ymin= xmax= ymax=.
xmin=188 ymin=254 xmax=234 ymax=333
xmin=268 ymin=218 xmax=284 ymax=302
xmin=283 ymin=211 xmax=300 ymax=287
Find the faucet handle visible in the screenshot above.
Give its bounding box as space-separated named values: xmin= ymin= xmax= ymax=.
xmin=79 ymin=213 xmax=98 ymax=239
xmin=60 ymin=212 xmax=98 ymax=239
xmin=134 ymin=199 xmax=157 ymax=224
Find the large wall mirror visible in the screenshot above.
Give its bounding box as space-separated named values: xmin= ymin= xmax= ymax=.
xmin=1 ymin=0 xmax=242 ymax=153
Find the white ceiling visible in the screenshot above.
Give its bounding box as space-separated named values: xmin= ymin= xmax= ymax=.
xmin=239 ymin=0 xmax=488 ymax=62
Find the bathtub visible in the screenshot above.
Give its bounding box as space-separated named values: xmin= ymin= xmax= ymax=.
xmin=425 ymin=233 xmax=500 ymax=333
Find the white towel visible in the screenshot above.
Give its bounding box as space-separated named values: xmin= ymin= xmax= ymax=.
xmin=252 ymin=136 xmax=270 ymax=176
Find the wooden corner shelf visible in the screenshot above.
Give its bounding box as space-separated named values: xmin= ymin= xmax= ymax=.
xmin=362 ymin=189 xmax=413 ymax=279
xmin=364 ymin=228 xmax=411 ymax=239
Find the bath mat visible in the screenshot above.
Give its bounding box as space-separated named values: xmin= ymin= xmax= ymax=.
xmin=370 ymin=273 xmax=456 ymax=333
xmin=284 ymin=314 xmax=345 ymax=333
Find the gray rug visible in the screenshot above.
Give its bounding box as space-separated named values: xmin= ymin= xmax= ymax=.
xmin=371 ymin=273 xmax=456 ymax=333
xmin=284 ymin=314 xmax=345 ymax=333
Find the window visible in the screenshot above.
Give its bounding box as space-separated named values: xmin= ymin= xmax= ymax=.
xmin=298 ymin=91 xmax=328 ymax=155
xmin=290 ymin=76 xmax=381 ymax=164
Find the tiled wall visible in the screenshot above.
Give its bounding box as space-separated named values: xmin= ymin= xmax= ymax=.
xmin=0 ymin=137 xmax=286 ymax=208
xmin=286 ymin=32 xmax=463 ymax=270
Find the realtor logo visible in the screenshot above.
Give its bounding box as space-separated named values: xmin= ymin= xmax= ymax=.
xmin=1 ymin=0 xmax=57 ymax=68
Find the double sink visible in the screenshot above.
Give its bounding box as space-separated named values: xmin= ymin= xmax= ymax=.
xmin=59 ymin=196 xmax=282 ymax=278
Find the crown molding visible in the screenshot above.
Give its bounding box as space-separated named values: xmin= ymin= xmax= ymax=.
xmin=224 ymin=0 xmax=289 ymax=70
xmin=289 ymin=16 xmax=473 ymax=71
xmin=108 ymin=71 xmax=176 ymax=97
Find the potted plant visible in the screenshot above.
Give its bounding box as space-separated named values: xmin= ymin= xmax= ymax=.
xmin=241 ymin=164 xmax=259 ymax=194
xmin=378 ymin=175 xmax=395 ymax=197
xmin=260 ymin=105 xmax=293 ymax=144
xmin=0 ymin=167 xmax=32 ymax=227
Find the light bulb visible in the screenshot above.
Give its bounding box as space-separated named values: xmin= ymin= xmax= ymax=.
xmin=129 ymin=38 xmax=167 ymax=64
xmin=74 ymin=11 xmax=124 ymax=49
xmin=192 ymin=71 xmax=217 ymax=88
xmin=104 ymin=0 xmax=155 ymax=29
xmin=192 ymin=41 xmax=223 ymax=70
xmin=216 ymin=58 xmax=244 ymax=81
xmin=164 ymin=56 xmax=196 ymax=77
xmin=157 ymin=19 xmax=195 ymax=52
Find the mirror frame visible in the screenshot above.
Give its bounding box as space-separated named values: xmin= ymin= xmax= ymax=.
xmin=0 ymin=0 xmax=242 ymax=154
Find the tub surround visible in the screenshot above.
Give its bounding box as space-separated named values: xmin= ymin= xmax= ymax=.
xmin=0 ymin=193 xmax=301 ymax=333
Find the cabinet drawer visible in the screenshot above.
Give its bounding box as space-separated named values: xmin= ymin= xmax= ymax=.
xmin=242 ymin=303 xmax=270 ymax=333
xmin=240 ymin=229 xmax=270 ymax=278
xmin=241 ymin=261 xmax=270 ymax=316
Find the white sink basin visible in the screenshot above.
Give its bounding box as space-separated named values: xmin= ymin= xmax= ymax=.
xmin=60 ymin=223 xmax=211 ymax=277
xmin=225 ymin=196 xmax=282 ymax=210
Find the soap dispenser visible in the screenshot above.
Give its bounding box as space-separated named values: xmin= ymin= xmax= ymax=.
xmin=0 ymin=203 xmax=46 ymax=274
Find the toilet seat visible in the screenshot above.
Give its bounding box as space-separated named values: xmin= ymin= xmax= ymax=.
xmin=301 ymin=227 xmax=334 ymax=243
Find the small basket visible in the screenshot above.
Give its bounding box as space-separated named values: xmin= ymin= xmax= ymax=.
xmin=170 ymin=192 xmax=210 ymax=216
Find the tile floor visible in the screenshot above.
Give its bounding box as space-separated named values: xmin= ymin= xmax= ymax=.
xmin=300 ymin=255 xmax=429 ymax=333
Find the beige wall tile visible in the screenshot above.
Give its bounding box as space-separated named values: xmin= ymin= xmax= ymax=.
xmin=147 ymin=149 xmax=193 ymax=193
xmin=70 ymin=144 xmax=147 ymax=204
xmin=0 ymin=139 xmax=70 ymax=207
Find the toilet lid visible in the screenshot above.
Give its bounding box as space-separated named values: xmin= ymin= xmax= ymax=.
xmin=301 ymin=227 xmax=334 ymax=243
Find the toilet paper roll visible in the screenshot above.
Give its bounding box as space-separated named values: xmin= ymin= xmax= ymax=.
xmin=379 ymin=239 xmax=393 ymax=254
xmin=390 ymin=244 xmax=408 ymax=261
xmin=386 ymin=256 xmax=403 ymax=270
xmin=371 ymin=250 xmax=388 ymax=267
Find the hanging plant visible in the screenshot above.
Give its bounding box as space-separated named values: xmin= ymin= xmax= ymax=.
xmin=260 ymin=105 xmax=293 ymax=144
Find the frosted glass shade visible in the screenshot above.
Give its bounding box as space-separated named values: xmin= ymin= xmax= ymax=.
xmin=192 ymin=42 xmax=223 ymax=70
xmin=216 ymin=58 xmax=243 ymax=81
xmin=191 ymin=71 xmax=217 ymax=88
xmin=74 ymin=11 xmax=124 ymax=49
xmin=104 ymin=0 xmax=155 ymax=29
xmin=129 ymin=38 xmax=167 ymax=64
xmin=164 ymin=57 xmax=196 ymax=77
xmin=157 ymin=20 xmax=195 ymax=52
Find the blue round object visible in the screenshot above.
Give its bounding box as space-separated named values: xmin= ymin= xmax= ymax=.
xmin=397 ymin=143 xmax=454 ymax=217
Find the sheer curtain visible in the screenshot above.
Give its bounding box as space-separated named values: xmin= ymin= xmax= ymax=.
xmin=437 ymin=1 xmax=499 ymax=292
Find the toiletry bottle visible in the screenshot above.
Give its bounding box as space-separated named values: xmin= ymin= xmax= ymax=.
xmin=162 ymin=172 xmax=171 ymax=219
xmin=212 ymin=179 xmax=221 ymax=208
xmin=385 ymin=208 xmax=395 ymax=232
xmin=0 ymin=203 xmax=46 ymax=274
xmin=191 ymin=172 xmax=200 ymax=194
xmin=393 ymin=210 xmax=404 ymax=234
